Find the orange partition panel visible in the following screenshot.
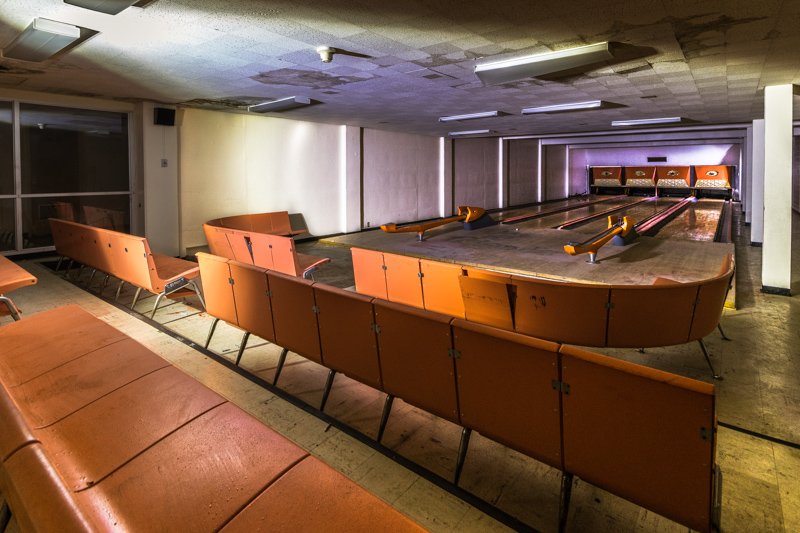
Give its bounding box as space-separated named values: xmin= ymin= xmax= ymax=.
xmin=689 ymin=268 xmax=733 ymax=341
xmin=265 ymin=234 xmax=299 ymax=277
xmin=560 ymin=345 xmax=716 ymax=533
xmin=114 ymin=234 xmax=153 ymax=291
xmin=655 ymin=166 xmax=691 ymax=187
xmin=452 ymin=319 xmax=562 ymax=469
xmin=203 ymin=224 xmax=234 ymax=259
xmin=420 ymin=259 xmax=465 ymax=318
xmin=373 ymin=300 xmax=458 ymax=422
xmin=77 ymin=404 xmax=308 ymax=532
xmin=513 ymin=276 xmax=610 ymax=346
xmin=229 ymin=261 xmax=276 ymax=343
xmin=224 ymin=230 xmax=253 ymax=265
xmin=694 ymin=165 xmax=731 ymax=188
xmin=591 ymin=166 xmax=622 ymax=186
xmin=313 ymin=284 xmax=382 ymax=389
xmin=196 ymin=253 xmax=238 ymax=326
xmin=221 ymin=456 xmax=426 ymax=533
xmin=606 ymin=283 xmax=698 ymax=348
xmin=267 ymin=271 xmax=321 ymax=362
xmin=351 ymin=247 xmax=388 ymax=299
xmin=384 ymin=253 xmax=424 ymax=308
xmin=459 ymin=274 xmax=513 ymax=330
xmin=248 ymin=232 xmax=275 ymax=270
xmin=624 ymin=166 xmax=656 ymax=187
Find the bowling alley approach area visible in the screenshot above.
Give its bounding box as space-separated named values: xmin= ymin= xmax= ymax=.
xmin=2 ymin=2 xmax=800 ymax=532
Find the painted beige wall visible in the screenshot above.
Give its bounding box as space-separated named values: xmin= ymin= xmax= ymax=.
xmin=179 ymin=108 xmax=342 ymax=252
xmin=362 ymin=128 xmax=439 ymax=228
xmin=453 ymin=138 xmax=500 ymax=209
xmin=506 ymin=138 xmax=539 ymax=206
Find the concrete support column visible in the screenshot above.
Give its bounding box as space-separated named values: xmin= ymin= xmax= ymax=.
xmin=141 ymin=102 xmax=179 ymax=256
xmin=442 ymin=138 xmax=455 ymax=216
xmin=343 ymin=125 xmax=362 ymax=233
xmin=751 ymin=119 xmax=765 ymax=244
xmin=761 ymin=84 xmax=795 ymax=295
xmin=743 ymin=125 xmax=753 ymax=224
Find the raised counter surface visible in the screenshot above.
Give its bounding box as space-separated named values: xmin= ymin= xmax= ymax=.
xmin=321 ymin=221 xmax=733 ymax=285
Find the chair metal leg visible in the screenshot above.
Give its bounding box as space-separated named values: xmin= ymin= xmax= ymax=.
xmin=319 ymin=370 xmax=336 ymax=412
xmin=130 ymin=287 xmax=143 ymax=309
xmin=66 ymin=260 xmax=74 ymax=278
xmin=115 ymin=281 xmax=125 ymax=301
xmin=55 ymin=256 xmax=64 ymax=272
xmin=235 ymin=332 xmax=251 ymax=366
xmin=638 ymin=348 xmax=645 ymax=353
xmin=454 ymin=427 xmax=473 ymax=485
xmin=87 ymin=268 xmax=97 ymax=287
xmin=273 ymin=348 xmax=289 ymax=386
xmin=150 ymin=292 xmax=166 ymax=319
xmin=188 ymin=280 xmax=206 ymax=310
xmin=558 ymin=472 xmax=574 ymax=533
xmin=204 ymin=318 xmax=220 ymax=349
xmin=99 ymin=274 xmax=111 ymax=295
xmin=0 ymin=499 xmax=11 ymax=531
xmin=0 ymin=296 xmax=21 ymax=321
xmin=698 ymin=339 xmax=723 ymax=380
xmin=78 ymin=264 xmax=85 ymax=280
xmin=377 ymin=394 xmax=395 ymax=443
xmin=718 ymin=323 xmax=731 ymax=341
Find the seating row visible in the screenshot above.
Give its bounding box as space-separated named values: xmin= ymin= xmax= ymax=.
xmin=203 ymin=215 xmax=328 ymax=279
xmin=49 ymin=218 xmax=204 ymax=318
xmin=351 ymin=247 xmax=734 ymax=379
xmin=590 ymin=165 xmax=732 ymax=189
xmin=197 ymin=252 xmax=722 ymax=533
xmin=0 ymin=256 xmax=37 ymax=322
xmin=0 ymin=304 xmax=425 ymax=532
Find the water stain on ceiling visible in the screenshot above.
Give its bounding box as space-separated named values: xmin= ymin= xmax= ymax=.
xmin=251 ymin=69 xmax=375 ymax=88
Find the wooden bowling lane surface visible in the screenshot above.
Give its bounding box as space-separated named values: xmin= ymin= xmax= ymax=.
xmin=322 ymin=218 xmax=734 ymax=285
xmin=653 ymin=199 xmax=726 ymax=242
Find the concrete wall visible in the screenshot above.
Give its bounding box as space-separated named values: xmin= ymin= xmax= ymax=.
xmin=178 ymin=108 xmax=342 ymax=252
xmin=794 ymin=136 xmax=800 ymax=213
xmin=543 ymin=144 xmax=568 ymax=200
xmin=362 ymin=128 xmax=439 ymax=228
xmin=506 ymin=138 xmax=539 ymax=206
xmin=141 ymin=102 xmax=179 ymax=255
xmin=453 ymin=138 xmax=500 ymax=209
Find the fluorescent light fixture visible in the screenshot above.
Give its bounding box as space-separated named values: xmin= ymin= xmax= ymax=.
xmin=1 ymin=18 xmax=80 ymax=62
xmin=64 ymin=0 xmax=139 ymax=14
xmin=475 ymin=42 xmax=613 ymax=85
xmin=439 ymin=110 xmax=502 ymax=122
xmin=522 ymin=100 xmax=604 ymax=114
xmin=448 ymin=129 xmax=493 ymax=137
xmin=611 ymin=117 xmax=684 ymax=127
xmin=248 ymin=96 xmax=311 ymax=113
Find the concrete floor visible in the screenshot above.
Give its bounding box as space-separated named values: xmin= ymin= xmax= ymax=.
xmin=2 ymin=209 xmax=799 ymax=532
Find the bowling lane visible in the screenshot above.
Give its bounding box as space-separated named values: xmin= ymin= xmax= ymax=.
xmin=653 ymin=199 xmax=725 ymax=242
xmin=564 ymin=197 xmax=683 ymax=234
xmin=511 ymin=196 xmax=644 ymax=230
xmin=494 ymin=194 xmax=617 ymax=221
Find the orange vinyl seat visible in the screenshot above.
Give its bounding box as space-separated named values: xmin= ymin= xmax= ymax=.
xmin=560 ymin=345 xmax=720 ymax=533
xmin=265 ymin=233 xmax=329 ymax=279
xmin=512 ymin=275 xmax=610 ymax=346
xmin=313 ymin=284 xmax=381 ymax=410
xmin=420 ymin=259 xmax=465 ymax=318
xmin=267 ymin=270 xmax=322 ymax=385
xmin=451 ymin=319 xmax=563 ymax=479
xmin=458 ymin=268 xmax=514 ymax=330
xmin=655 ymin=166 xmax=691 ymax=188
xmin=0 ymin=255 xmax=38 ymax=322
xmin=351 ymin=247 xmax=388 ymax=299
xmin=384 ymin=252 xmax=424 ymax=308
xmin=373 ymin=299 xmax=458 ymax=442
xmin=623 ymin=166 xmax=657 ymax=187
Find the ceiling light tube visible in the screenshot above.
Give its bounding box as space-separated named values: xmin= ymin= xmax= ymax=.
xmin=64 ymin=0 xmax=139 ymax=15
xmin=439 ymin=110 xmax=501 ymax=122
xmin=248 ymin=96 xmax=311 ymax=113
xmin=611 ymin=117 xmax=684 ymax=127
xmin=475 ymin=42 xmax=613 ymax=85
xmin=2 ymin=18 xmax=80 ymax=62
xmin=448 ymin=129 xmax=492 ymax=137
xmin=522 ymin=100 xmax=604 ymax=114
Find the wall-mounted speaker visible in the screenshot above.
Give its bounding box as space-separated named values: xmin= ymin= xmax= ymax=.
xmin=153 ymin=107 xmax=176 ymax=126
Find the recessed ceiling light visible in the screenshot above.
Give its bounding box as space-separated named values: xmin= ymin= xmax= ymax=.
xmin=1 ymin=18 xmax=80 ymax=62
xmin=611 ymin=117 xmax=684 ymax=127
xmin=522 ymin=100 xmax=605 ymax=114
xmin=247 ymin=96 xmax=312 ymax=113
xmin=448 ymin=129 xmax=493 ymax=136
xmin=439 ymin=110 xmax=505 ymax=122
xmin=64 ymin=0 xmax=139 ymax=15
xmin=475 ymin=42 xmax=614 ymax=85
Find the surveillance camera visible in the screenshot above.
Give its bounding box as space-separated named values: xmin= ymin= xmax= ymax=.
xmin=316 ymin=46 xmax=335 ymax=63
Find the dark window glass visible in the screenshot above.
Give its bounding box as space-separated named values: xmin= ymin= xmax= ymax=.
xmin=20 ymin=104 xmax=129 ymax=194
xmin=0 ymin=102 xmax=12 ymax=195
xmin=22 ymin=195 xmax=130 ymax=249
xmin=0 ymin=199 xmax=14 ymax=251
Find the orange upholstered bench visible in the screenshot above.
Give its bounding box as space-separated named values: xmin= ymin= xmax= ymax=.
xmin=0 ymin=256 xmax=37 ymax=322
xmin=49 ymin=218 xmax=204 ymax=318
xmin=0 ymin=305 xmax=425 ymax=532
